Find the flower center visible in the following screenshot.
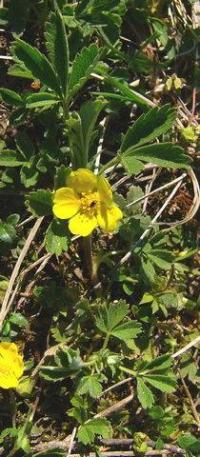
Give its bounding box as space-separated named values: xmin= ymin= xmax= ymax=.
xmin=80 ymin=192 xmax=99 ymax=216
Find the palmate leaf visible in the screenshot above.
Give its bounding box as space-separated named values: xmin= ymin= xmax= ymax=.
xmin=121 ymin=105 xmax=176 ymax=152
xmin=95 ymin=301 xmax=129 ymax=333
xmin=68 ymin=44 xmax=100 ymax=100
xmin=121 ymin=143 xmax=190 ymax=175
xmin=13 ymin=39 xmax=62 ymax=96
xmin=77 ymin=418 xmax=112 ymax=445
xmin=111 ymin=321 xmax=142 ymax=340
xmin=45 ymin=10 xmax=69 ymax=97
xmin=77 ymin=374 xmax=103 ymax=398
xmin=95 ymin=301 xmax=141 ymax=344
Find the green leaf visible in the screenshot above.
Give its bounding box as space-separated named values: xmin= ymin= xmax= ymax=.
xmin=0 ymin=8 xmax=8 ymax=27
xmin=80 ymin=98 xmax=107 ymax=163
xmin=16 ymin=131 xmax=35 ymax=160
xmin=20 ymin=160 xmax=39 ymax=188
xmin=111 ymin=321 xmax=142 ymax=341
xmin=54 ymin=165 xmax=70 ymax=189
xmin=27 ymin=189 xmax=53 ymax=216
xmin=45 ymin=10 xmax=69 ymax=97
xmin=57 ymin=347 xmax=83 ymax=374
xmin=106 ymin=76 xmax=154 ymax=109
xmin=66 ymin=113 xmax=84 ymax=169
xmin=0 ymin=88 xmax=23 ymax=107
xmin=121 ymin=143 xmax=189 ymax=170
xmin=9 ymin=312 xmax=28 ymax=328
xmin=40 ymin=365 xmax=80 ymax=382
xmin=77 ymin=375 xmax=103 ymax=398
xmin=121 ymin=156 xmax=144 ymax=175
xmin=121 ymin=105 xmax=176 ymax=152
xmin=13 ymin=39 xmax=62 ymax=96
xmin=40 ymin=348 xmax=83 ymax=382
xmin=95 ymin=301 xmax=129 ymax=333
xmin=45 ymin=220 xmax=69 ymax=255
xmin=68 ymin=44 xmax=99 ymax=99
xmin=8 ymin=62 xmax=34 ymax=80
xmin=144 ymin=374 xmax=177 ymax=393
xmin=140 ymin=355 xmax=172 ymax=373
xmin=136 ymin=378 xmax=155 ymax=409
xmin=0 ymin=150 xmax=27 ymax=167
xmin=77 ymin=418 xmax=112 ymax=445
xmin=0 ymin=222 xmax=16 ymax=245
xmin=141 ymin=258 xmax=156 ymax=284
xmin=148 ymin=250 xmax=174 ymax=270
xmin=25 ymin=92 xmax=60 ymax=109
xmin=178 ymin=434 xmax=200 ymax=454
xmin=126 ymin=185 xmax=144 ymax=214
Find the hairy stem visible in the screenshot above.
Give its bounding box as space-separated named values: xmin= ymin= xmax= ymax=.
xmin=80 ymin=236 xmax=97 ymax=283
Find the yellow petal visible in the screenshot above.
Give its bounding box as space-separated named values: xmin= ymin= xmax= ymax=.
xmin=67 ymin=169 xmax=97 ymax=194
xmin=97 ymin=175 xmax=113 ymax=203
xmin=97 ymin=203 xmax=123 ymax=232
xmin=53 ymin=187 xmax=80 ymax=219
xmin=68 ymin=212 xmax=98 ymax=236
xmin=0 ymin=361 xmax=19 ymax=389
xmin=0 ymin=343 xmax=24 ymax=388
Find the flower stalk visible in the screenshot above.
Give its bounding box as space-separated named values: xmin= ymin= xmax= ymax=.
xmin=80 ymin=235 xmax=97 ymax=284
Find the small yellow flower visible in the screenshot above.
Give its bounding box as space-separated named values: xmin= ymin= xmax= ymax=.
xmin=53 ymin=168 xmax=123 ymax=237
xmin=0 ymin=342 xmax=24 ymax=389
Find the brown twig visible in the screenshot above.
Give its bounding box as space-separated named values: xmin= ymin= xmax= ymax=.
xmin=95 ymin=393 xmax=134 ymax=418
xmin=33 ymin=437 xmax=185 ymax=455
xmin=178 ymin=369 xmax=200 ymax=428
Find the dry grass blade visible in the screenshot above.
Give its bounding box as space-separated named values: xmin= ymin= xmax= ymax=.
xmin=0 ymin=217 xmax=43 ymax=332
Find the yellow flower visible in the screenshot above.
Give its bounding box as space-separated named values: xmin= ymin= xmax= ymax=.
xmin=0 ymin=342 xmax=24 ymax=389
xmin=53 ymin=168 xmax=123 ymax=237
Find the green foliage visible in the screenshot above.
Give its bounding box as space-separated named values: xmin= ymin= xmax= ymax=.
xmin=68 ymin=44 xmax=100 ymax=100
xmin=95 ymin=301 xmax=141 ymax=344
xmin=178 ymin=434 xmax=200 ymax=456
xmin=12 ymin=38 xmax=62 ymax=95
xmin=77 ymin=374 xmax=103 ymax=398
xmin=0 ymin=215 xmax=18 ymax=255
xmin=45 ymin=10 xmax=69 ymax=97
xmin=121 ymin=105 xmax=176 ymax=152
xmin=0 ymin=88 xmax=23 ymax=107
xmin=77 ymin=418 xmax=112 ymax=445
xmin=136 ymin=355 xmax=177 ymax=409
xmin=40 ymin=347 xmax=83 ymax=382
xmin=45 ymin=220 xmax=69 ymax=255
xmin=67 ymin=98 xmax=107 ymax=167
xmin=0 ymin=2 xmax=199 ymax=456
xmin=26 ymin=190 xmax=53 ymax=216
xmin=121 ymin=143 xmax=189 ymax=174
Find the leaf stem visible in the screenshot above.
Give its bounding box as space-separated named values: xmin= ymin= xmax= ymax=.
xmin=80 ymin=236 xmax=97 ymax=283
xmin=99 ymin=157 xmax=120 ymax=175
xmin=102 ymin=333 xmax=110 ymax=351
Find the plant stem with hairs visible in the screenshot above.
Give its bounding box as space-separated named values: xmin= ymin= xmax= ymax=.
xmin=80 ymin=236 xmax=97 ymax=283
